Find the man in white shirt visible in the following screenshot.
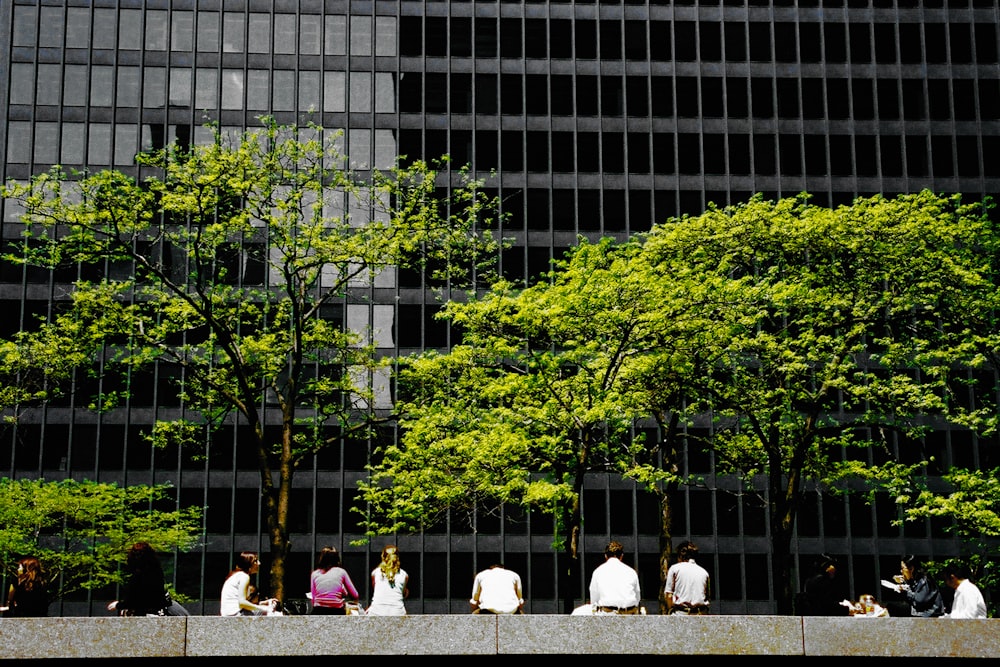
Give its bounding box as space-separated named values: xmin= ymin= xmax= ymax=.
xmin=469 ymin=564 xmax=524 ymax=614
xmin=588 ymin=541 xmax=642 ymax=614
xmin=665 ymin=540 xmax=711 ymax=615
xmin=942 ymin=563 xmax=987 ymax=619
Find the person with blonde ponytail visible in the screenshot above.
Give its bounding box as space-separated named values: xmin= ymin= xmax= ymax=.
xmin=366 ymin=545 xmax=409 ymax=615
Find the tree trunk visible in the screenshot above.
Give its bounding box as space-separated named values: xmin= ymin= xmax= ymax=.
xmin=769 ymin=470 xmax=799 ymax=615
xmin=770 ymin=510 xmax=795 ymax=615
xmin=265 ymin=473 xmax=292 ymax=604
xmin=256 ymin=416 xmax=294 ymax=605
xmin=561 ymin=488 xmax=582 ymax=613
xmin=658 ymin=489 xmax=673 ymax=615
xmin=560 ymin=537 xmax=580 ymax=613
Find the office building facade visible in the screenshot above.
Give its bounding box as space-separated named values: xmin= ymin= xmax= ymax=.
xmin=1 ymin=0 xmax=998 ymax=615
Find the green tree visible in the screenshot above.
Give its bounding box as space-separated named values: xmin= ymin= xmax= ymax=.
xmin=0 ymin=477 xmax=201 ymax=605
xmin=359 ymin=237 xmax=743 ymax=611
xmin=0 ymin=316 xmax=92 ymax=424
xmin=1 ymin=119 xmax=504 ymax=603
xmin=847 ymin=463 xmax=1000 ymax=616
xmin=640 ymin=191 xmax=1000 ymax=613
xmin=363 ymin=189 xmax=1000 ymax=615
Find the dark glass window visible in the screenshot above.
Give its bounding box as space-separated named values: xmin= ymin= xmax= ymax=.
xmin=724 ymin=21 xmax=746 ymax=60
xmin=825 ymin=23 xmax=847 ymax=62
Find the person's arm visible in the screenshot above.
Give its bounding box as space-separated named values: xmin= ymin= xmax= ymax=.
xmin=402 ymin=572 xmax=410 ymax=599
xmin=664 ymin=568 xmax=675 ymax=611
xmin=343 ymin=572 xmax=360 ymax=601
xmin=905 ymin=578 xmax=935 ymax=612
xmin=514 ymin=575 xmax=525 ymax=612
xmin=109 ymin=575 xmax=139 ymax=615
xmin=949 ymin=587 xmax=973 ymax=619
xmin=238 ymin=574 xmax=272 ymax=614
xmin=469 ymin=573 xmax=482 ymax=612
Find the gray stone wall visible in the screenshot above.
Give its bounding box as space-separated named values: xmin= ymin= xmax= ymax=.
xmin=0 ymin=615 xmax=996 ymax=658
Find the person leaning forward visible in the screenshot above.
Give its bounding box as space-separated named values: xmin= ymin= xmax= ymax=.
xmin=469 ymin=563 xmax=524 ymax=614
xmin=665 ymin=540 xmax=711 ymax=615
xmin=588 ymin=541 xmax=641 ymax=615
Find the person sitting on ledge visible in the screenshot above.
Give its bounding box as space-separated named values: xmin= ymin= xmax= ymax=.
xmin=469 ymin=563 xmax=524 ymax=614
xmin=665 ymin=540 xmax=711 ymax=615
xmin=587 ymin=540 xmax=641 ymax=615
xmin=941 ymin=562 xmax=987 ymax=619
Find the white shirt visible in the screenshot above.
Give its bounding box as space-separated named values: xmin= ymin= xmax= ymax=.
xmin=219 ymin=570 xmax=250 ymax=616
xmin=665 ymin=559 xmax=711 ymax=609
xmin=948 ymin=579 xmax=987 ymax=619
xmin=367 ymin=567 xmax=408 ymax=616
xmin=472 ymin=566 xmax=523 ymax=614
xmin=588 ymin=556 xmax=641 ymax=609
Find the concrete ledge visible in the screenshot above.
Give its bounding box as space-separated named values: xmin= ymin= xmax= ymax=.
xmin=1 ymin=616 xmax=999 ymax=658
xmin=0 ymin=617 xmax=187 ymax=659
xmin=185 ymin=615 xmax=498 ymax=656
xmin=803 ymin=616 xmax=1000 ymax=658
xmin=497 ymin=614 xmax=804 ymax=655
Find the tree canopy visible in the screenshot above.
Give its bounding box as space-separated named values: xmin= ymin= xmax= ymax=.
xmin=363 ymin=190 xmax=1000 ymax=613
xmin=622 ymin=190 xmax=1000 ymax=612
xmin=360 ymin=223 xmax=760 ymax=611
xmin=1 ymin=118 xmax=505 ymax=603
xmin=0 ymin=477 xmax=201 ymax=605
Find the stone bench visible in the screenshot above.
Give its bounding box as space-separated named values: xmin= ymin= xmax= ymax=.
xmin=0 ymin=615 xmax=996 ymax=658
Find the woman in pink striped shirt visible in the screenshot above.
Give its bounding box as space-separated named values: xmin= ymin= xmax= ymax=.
xmin=310 ymin=547 xmax=360 ymax=615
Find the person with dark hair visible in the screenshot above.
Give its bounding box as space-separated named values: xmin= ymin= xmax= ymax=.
xmin=881 ymin=555 xmax=944 ymax=617
xmin=588 ymin=540 xmax=641 ymax=615
xmin=665 ymin=541 xmax=711 ymax=615
xmin=941 ymin=562 xmax=987 ymax=619
xmin=309 ymin=546 xmax=359 ymax=615
xmin=220 ymin=551 xmax=276 ymax=616
xmin=470 ymin=563 xmax=524 ymax=615
xmin=1 ymin=556 xmax=49 ymax=617
xmin=108 ymin=542 xmax=189 ymax=617
xmin=366 ymin=545 xmax=409 ymax=616
xmin=800 ymin=555 xmax=849 ymax=616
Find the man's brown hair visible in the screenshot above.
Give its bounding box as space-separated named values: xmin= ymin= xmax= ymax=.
xmin=677 ymin=541 xmax=698 ymax=561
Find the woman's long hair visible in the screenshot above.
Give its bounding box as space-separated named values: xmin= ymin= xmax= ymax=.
xmin=126 ymin=542 xmax=164 ymax=578
xmin=228 ymin=551 xmax=258 ymax=578
xmin=316 ymin=547 xmax=341 ymax=572
xmin=16 ymin=557 xmax=43 ymax=592
xmin=901 ymin=554 xmax=927 ymax=581
xmin=379 ymin=545 xmax=401 ymax=586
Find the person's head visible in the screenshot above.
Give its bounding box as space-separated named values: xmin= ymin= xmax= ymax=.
xmin=676 ymin=541 xmax=698 ymax=562
xmin=604 ymin=541 xmax=624 ymax=561
xmin=814 ymin=555 xmax=838 ymax=579
xmin=380 ymin=544 xmax=400 ymax=566
xmin=379 ymin=545 xmax=401 ymax=584
xmin=941 ymin=562 xmax=971 ymax=590
xmin=316 ymin=546 xmax=341 ymax=571
xmin=900 ymin=555 xmax=925 ymax=582
xmin=235 ymin=551 xmax=260 ymax=574
xmin=16 ymin=556 xmax=43 ymax=588
xmin=125 ymin=542 xmax=163 ymax=575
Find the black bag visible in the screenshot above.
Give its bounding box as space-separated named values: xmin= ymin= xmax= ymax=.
xmin=160 ymin=592 xmax=190 ymax=616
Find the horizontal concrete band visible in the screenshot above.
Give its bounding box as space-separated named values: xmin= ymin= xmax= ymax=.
xmin=0 ymin=616 xmax=997 ymax=658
